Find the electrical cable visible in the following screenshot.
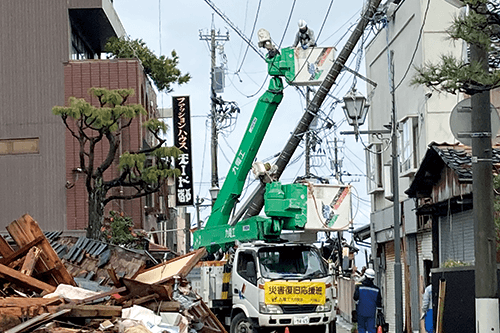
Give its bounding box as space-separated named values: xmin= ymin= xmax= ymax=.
xmin=235 ymin=0 xmax=262 ymax=74
xmin=394 ymin=0 xmax=431 ymax=91
xmin=235 ymin=0 xmax=251 ymax=67
xmin=321 ymin=10 xmax=361 ymax=44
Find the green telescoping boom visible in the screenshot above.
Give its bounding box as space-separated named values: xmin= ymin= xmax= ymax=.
xmin=193 ymin=46 xmax=311 ymax=253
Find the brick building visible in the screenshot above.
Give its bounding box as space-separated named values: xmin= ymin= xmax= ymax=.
xmin=63 ymin=59 xmax=157 ymax=231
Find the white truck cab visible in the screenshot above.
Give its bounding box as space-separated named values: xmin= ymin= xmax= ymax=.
xmin=190 ymin=241 xmax=337 ymax=333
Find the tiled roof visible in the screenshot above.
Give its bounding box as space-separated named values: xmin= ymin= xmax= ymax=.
xmin=406 ymin=142 xmax=500 ymax=198
xmin=431 ymin=143 xmax=500 ymax=180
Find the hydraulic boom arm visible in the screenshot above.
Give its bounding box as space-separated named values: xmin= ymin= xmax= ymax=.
xmin=193 ymin=46 xmax=296 ymax=252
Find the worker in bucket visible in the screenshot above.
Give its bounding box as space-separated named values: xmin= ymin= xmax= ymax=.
xmin=292 ymin=19 xmax=317 ymax=50
xmin=421 ymin=273 xmax=433 ymax=333
xmin=353 ymin=268 xmax=382 ymax=333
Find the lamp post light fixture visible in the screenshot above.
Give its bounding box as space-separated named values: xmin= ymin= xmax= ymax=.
xmin=342 ymin=89 xmax=370 ymax=141
xmin=209 ymin=186 xmax=220 ymax=206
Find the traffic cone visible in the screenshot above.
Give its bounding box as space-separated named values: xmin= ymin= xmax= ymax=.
xmin=377 ymin=325 xmax=383 ymax=333
xmin=284 ymin=327 xmax=290 ymax=333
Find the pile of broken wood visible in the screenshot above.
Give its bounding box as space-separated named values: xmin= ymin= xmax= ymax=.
xmin=0 ymin=214 xmax=226 ymax=333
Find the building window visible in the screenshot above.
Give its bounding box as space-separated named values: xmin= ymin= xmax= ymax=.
xmin=366 ymin=143 xmax=384 ymax=193
xmin=0 ymin=138 xmax=39 ymax=155
xmin=399 ymin=116 xmax=418 ymax=176
xmin=70 ymin=29 xmax=93 ymax=60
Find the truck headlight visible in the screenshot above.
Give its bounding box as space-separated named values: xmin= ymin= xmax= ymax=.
xmin=316 ymin=300 xmax=332 ymax=312
xmin=259 ymin=303 xmax=283 ymax=314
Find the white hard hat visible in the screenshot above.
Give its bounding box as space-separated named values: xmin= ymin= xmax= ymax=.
xmin=365 ymin=268 xmax=375 ymax=279
xmin=298 ymin=19 xmax=307 ymax=29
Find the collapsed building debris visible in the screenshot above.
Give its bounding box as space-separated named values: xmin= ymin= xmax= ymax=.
xmin=0 ymin=214 xmax=227 ymax=333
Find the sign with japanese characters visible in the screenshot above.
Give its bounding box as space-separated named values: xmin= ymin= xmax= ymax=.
xmin=264 ymin=282 xmax=326 ymax=305
xmin=173 ymin=96 xmax=194 ymax=206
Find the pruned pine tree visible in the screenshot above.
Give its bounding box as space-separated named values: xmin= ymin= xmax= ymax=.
xmin=412 ymin=0 xmax=500 ymax=94
xmin=53 ymin=88 xmax=182 ymax=239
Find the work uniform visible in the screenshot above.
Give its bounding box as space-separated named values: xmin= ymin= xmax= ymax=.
xmin=292 ymin=27 xmax=317 ymax=49
xmin=422 ymin=284 xmax=433 ymax=333
xmin=353 ymin=278 xmax=382 ymax=333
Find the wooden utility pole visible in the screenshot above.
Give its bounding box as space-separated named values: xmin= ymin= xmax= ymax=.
xmin=240 ymin=0 xmax=383 ymax=220
xmin=199 ymin=28 xmax=229 ymax=198
xmin=305 ymin=87 xmax=311 ymax=177
xmin=389 ymin=50 xmax=403 ymax=333
xmin=470 ymin=27 xmax=499 ymax=330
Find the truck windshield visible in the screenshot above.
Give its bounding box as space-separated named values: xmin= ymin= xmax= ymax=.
xmin=257 ymin=246 xmax=328 ymax=279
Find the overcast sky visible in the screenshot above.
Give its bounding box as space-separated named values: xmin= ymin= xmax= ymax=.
xmin=113 ymin=0 xmax=372 ymax=243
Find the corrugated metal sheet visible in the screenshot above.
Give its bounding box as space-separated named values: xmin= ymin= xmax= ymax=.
xmin=417 ymin=231 xmax=432 ymax=333
xmin=439 ymin=210 xmax=474 ymax=265
xmin=384 ymin=241 xmax=407 ymax=333
xmin=418 ymin=231 xmax=433 ymax=261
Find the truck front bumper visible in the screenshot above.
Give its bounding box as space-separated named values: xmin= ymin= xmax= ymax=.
xmin=257 ymin=312 xmax=335 ymax=327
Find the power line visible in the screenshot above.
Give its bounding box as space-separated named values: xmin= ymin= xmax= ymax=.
xmin=394 ymin=0 xmax=430 ymax=91
xmin=235 ymin=0 xmax=262 ymax=73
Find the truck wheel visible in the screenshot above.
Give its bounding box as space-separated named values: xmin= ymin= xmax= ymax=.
xmin=328 ymin=320 xmax=337 ymax=333
xmin=230 ymin=313 xmax=256 ymax=333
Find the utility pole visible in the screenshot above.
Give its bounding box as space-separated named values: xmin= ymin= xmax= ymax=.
xmin=195 ymin=195 xmax=204 ymax=230
xmin=389 ymin=50 xmax=403 ymax=333
xmin=199 ymin=28 xmax=229 ymax=200
xmin=305 ymin=87 xmax=311 ymax=177
xmin=333 ymin=138 xmax=342 ymax=183
xmin=470 ymin=14 xmax=499 ymax=329
xmin=239 ymin=0 xmax=383 ymax=220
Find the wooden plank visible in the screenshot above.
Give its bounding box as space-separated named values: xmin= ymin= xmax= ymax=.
xmin=57 ymin=304 xmax=122 ymax=318
xmin=0 ymin=305 xmax=60 ymax=317
xmin=22 ymin=215 xmax=75 ymax=286
xmin=20 ymin=247 xmax=41 ymax=276
xmin=4 ymin=308 xmax=70 ymax=333
xmin=0 ymin=236 xmax=44 ymax=266
xmin=106 ymin=267 xmax=121 ymax=287
xmin=0 ymin=263 xmax=56 ymax=294
xmin=0 ymin=234 xmax=14 ymax=258
xmin=74 ymin=286 xmax=127 ymax=305
xmin=134 ymin=248 xmax=206 ymax=284
xmin=122 ymin=293 xmax=158 ymax=307
xmin=188 ymin=300 xmax=227 ymax=333
xmin=143 ymin=300 xmax=181 ymax=313
xmin=120 ymin=278 xmax=172 ymax=303
xmin=8 ymin=257 xmax=25 ymax=270
xmin=0 ymin=297 xmax=62 ymax=307
xmin=7 ymin=215 xmax=76 ymax=286
xmin=6 ymin=217 xmax=58 ymax=286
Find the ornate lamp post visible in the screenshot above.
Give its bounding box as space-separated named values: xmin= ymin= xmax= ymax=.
xmin=342 ymin=89 xmax=369 ymax=141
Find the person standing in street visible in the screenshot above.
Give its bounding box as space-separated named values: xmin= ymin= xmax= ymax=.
xmin=353 ymin=268 xmax=382 ymax=333
xmin=421 ymin=278 xmax=433 ymax=333
xmin=292 ymin=20 xmax=317 ymax=50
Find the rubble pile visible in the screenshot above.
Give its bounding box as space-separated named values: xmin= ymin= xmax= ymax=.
xmin=0 ymin=214 xmax=226 ymax=333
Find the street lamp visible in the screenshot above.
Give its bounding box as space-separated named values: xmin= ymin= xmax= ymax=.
xmin=342 ymin=89 xmax=370 ymax=141
xmin=341 ymin=77 xmax=403 ymax=333
xmin=209 ymin=186 xmax=220 ymax=205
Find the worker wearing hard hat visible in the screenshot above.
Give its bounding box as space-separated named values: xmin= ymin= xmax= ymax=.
xmin=353 ymin=268 xmax=382 ymax=333
xmin=292 ymin=19 xmax=317 ymax=50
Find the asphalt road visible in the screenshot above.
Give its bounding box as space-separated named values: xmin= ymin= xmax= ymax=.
xmin=335 ymin=316 xmax=353 ymax=333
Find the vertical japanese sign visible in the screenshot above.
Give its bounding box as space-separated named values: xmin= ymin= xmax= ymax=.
xmin=173 ymin=96 xmax=194 ymax=206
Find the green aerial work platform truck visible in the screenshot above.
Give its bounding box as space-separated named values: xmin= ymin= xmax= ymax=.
xmin=190 ymin=30 xmax=338 ymax=333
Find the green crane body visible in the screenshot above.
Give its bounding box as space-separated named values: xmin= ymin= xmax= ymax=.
xmin=193 ymin=47 xmax=308 ymax=253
